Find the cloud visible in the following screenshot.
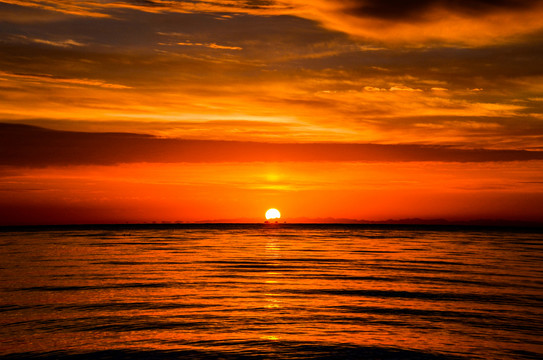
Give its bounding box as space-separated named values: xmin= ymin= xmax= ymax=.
xmin=0 ymin=0 xmax=541 ymax=151
xmin=4 ymin=0 xmax=543 ymax=46
xmin=363 ymin=86 xmax=387 ymax=92
xmin=176 ymin=41 xmax=242 ymax=50
xmin=389 ymin=85 xmax=423 ymax=92
xmin=283 ymin=0 xmax=543 ymax=45
xmin=339 ymin=0 xmax=540 ymax=20
xmin=12 ymin=34 xmax=85 ymax=47
xmin=0 ymin=0 xmax=111 ymax=18
xmin=27 ymin=38 xmax=84 ymax=48
xmin=1 ymin=123 xmax=542 ymax=167
xmin=31 ymin=38 xmax=82 ymax=47
xmin=0 ymin=0 xmax=288 ymax=19
xmin=0 ymin=71 xmax=130 ymax=89
xmin=0 ymin=2 xmax=73 ymax=22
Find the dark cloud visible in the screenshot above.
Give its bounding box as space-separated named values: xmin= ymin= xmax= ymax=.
xmin=344 ymin=0 xmax=542 ymax=20
xmin=2 ymin=123 xmax=542 ymax=167
xmin=242 ymin=0 xmax=279 ymax=9
xmin=124 ymin=0 xmax=163 ymax=6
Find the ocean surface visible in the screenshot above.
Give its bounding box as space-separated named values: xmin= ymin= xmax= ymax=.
xmin=0 ymin=224 xmax=541 ymax=359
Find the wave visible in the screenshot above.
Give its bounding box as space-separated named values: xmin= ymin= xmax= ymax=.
xmin=0 ymin=342 xmax=468 ymax=360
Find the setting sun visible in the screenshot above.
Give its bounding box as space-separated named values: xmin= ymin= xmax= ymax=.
xmin=265 ymin=208 xmax=281 ymax=220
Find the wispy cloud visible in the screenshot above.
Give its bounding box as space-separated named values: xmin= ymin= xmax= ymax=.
xmin=176 ymin=41 xmax=242 ymax=50
xmin=0 ymin=0 xmax=289 ymax=19
xmin=0 ymin=0 xmax=112 ymax=18
xmin=14 ymin=34 xmax=85 ymax=47
xmin=32 ymin=38 xmax=84 ymax=47
xmin=0 ymin=71 xmax=130 ymax=89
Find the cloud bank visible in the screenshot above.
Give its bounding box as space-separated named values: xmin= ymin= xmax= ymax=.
xmin=2 ymin=123 xmax=542 ymax=167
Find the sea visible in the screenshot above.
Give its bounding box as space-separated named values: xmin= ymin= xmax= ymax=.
xmin=0 ymin=224 xmax=541 ymax=360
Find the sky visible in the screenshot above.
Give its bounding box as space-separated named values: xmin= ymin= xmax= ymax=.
xmin=1 ymin=0 xmax=543 ymax=225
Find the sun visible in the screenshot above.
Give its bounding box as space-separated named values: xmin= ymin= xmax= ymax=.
xmin=265 ymin=208 xmax=281 ymax=220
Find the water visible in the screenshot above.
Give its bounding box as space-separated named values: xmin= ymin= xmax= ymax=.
xmin=0 ymin=224 xmax=541 ymax=359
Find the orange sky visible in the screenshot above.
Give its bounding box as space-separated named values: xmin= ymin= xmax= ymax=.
xmin=1 ymin=0 xmax=543 ymax=225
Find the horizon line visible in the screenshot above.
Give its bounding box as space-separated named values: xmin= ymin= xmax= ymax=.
xmin=2 ymin=218 xmax=543 ymax=229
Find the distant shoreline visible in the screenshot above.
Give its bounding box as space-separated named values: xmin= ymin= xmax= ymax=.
xmin=1 ymin=222 xmax=542 ymax=232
